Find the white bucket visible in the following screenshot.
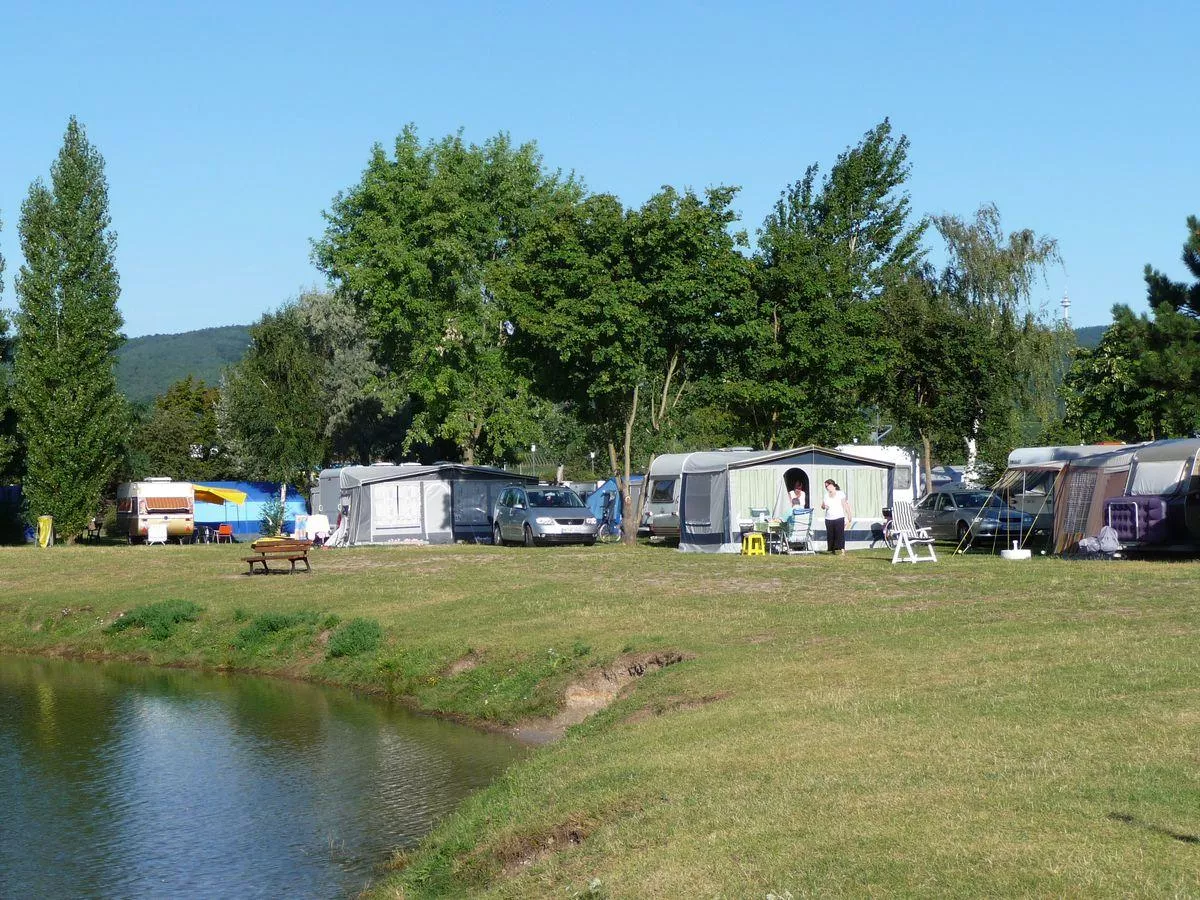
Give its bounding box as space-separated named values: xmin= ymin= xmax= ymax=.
xmin=1000 ymin=548 xmax=1031 ymax=560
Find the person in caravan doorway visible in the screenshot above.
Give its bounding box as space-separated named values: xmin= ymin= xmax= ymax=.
xmin=821 ymin=479 xmax=852 ymax=555
xmin=789 ymin=483 xmax=807 ymax=509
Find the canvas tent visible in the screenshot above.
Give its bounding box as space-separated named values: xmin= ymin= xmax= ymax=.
xmin=677 ymin=447 xmax=894 ymax=553
xmin=992 ymin=441 xmax=1200 ymax=553
xmin=193 ymin=481 xmax=306 ymax=537
xmin=584 ymin=475 xmax=644 ymax=527
xmin=334 ymin=463 xmax=537 ymax=545
xmin=993 ymin=444 xmax=1135 ymax=550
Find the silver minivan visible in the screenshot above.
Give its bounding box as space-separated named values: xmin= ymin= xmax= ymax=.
xmin=493 ymin=485 xmax=599 ymax=547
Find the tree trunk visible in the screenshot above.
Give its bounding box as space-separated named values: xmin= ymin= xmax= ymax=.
xmin=921 ymin=433 xmax=933 ymax=498
xmin=621 ymin=384 xmax=640 ymax=544
xmin=963 ymin=421 xmax=980 ymax=487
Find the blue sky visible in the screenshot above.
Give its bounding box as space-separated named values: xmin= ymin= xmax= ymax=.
xmin=0 ymin=0 xmax=1196 ymax=336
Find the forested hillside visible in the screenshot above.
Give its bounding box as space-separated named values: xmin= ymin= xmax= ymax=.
xmin=1073 ymin=324 xmax=1106 ymax=349
xmin=111 ymin=322 xmax=1108 ymax=407
xmin=117 ymin=325 xmax=251 ymax=404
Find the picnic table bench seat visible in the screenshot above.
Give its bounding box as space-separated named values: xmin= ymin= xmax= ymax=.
xmin=242 ymin=538 xmax=313 ymax=574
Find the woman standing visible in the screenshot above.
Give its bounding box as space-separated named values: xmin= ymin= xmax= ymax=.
xmin=821 ymin=479 xmax=853 ymax=555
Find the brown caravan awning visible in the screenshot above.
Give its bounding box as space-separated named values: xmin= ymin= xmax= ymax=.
xmin=144 ymin=496 xmax=192 ymax=513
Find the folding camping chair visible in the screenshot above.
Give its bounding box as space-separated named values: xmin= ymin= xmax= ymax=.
xmin=215 ymin=524 xmax=234 ymax=544
xmin=890 ymin=500 xmax=937 ymax=564
xmin=783 ymin=508 xmax=816 ymax=554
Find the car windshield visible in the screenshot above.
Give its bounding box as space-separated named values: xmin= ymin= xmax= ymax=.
xmin=526 ymin=489 xmax=585 ymax=509
xmin=953 ymin=492 xmax=1006 ymax=509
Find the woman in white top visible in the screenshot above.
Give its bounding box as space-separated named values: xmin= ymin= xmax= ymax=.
xmin=820 ymin=479 xmax=852 ymax=555
xmin=789 ymin=484 xmax=807 ymax=509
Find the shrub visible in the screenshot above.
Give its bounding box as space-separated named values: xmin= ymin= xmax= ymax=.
xmin=327 ymin=618 xmax=383 ymax=658
xmin=105 ymin=599 xmax=202 ymax=641
xmin=259 ymin=498 xmax=284 ymax=536
xmin=234 ymin=611 xmax=318 ymax=649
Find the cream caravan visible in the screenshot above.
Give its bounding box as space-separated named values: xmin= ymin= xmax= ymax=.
xmin=116 ymin=478 xmax=195 ymax=542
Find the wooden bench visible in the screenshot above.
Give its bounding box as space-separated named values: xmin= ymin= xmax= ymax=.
xmin=242 ymin=538 xmax=313 ymax=574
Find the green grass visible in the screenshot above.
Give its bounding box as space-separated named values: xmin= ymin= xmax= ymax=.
xmin=102 ymin=598 xmax=202 ymax=640
xmin=1 ymin=543 xmax=1198 ymax=897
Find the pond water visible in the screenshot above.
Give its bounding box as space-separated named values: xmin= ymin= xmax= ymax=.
xmin=0 ymin=655 xmax=525 ymax=898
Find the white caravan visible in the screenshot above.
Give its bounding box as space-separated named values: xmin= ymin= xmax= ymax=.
xmin=835 ymin=444 xmax=921 ymax=508
xmin=116 ymin=478 xmax=195 ymax=542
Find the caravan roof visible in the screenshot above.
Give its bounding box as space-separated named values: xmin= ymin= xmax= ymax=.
xmin=1124 ymin=438 xmax=1200 ymax=463
xmin=1006 ymin=444 xmax=1138 ymax=469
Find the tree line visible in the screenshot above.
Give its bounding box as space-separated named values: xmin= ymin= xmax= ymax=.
xmin=1 ymin=117 xmax=1195 ymax=541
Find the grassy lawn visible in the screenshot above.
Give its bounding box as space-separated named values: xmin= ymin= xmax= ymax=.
xmin=1 ymin=542 xmax=1198 ymax=897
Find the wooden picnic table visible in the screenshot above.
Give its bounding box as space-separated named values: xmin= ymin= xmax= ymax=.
xmin=242 ymin=538 xmax=313 ymax=574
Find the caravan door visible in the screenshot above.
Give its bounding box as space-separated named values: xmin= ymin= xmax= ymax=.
xmin=1186 ymin=455 xmax=1200 ymax=541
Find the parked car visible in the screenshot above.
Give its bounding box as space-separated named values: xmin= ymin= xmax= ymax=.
xmin=493 ymin=485 xmax=599 ymax=547
xmin=914 ymin=489 xmax=1045 ymax=545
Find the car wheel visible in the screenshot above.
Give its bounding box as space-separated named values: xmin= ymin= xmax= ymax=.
xmin=957 ymin=522 xmax=971 ymax=547
xmin=523 ymin=524 xmax=537 ymax=548
xmin=492 ymin=522 xmax=504 ymax=547
xmin=583 ymin=538 xmax=596 ymax=547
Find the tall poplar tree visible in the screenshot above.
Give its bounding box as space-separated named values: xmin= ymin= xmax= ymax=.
xmin=14 ymin=118 xmax=126 ymax=538
xmin=0 ymin=213 xmax=16 ymax=477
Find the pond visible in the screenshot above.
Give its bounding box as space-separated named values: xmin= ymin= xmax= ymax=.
xmin=0 ymin=655 xmax=525 ymax=897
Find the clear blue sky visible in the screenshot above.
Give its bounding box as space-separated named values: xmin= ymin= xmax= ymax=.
xmin=1 ymin=0 xmax=1196 ymax=337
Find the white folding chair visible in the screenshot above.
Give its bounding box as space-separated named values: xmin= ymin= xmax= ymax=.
xmin=890 ymin=501 xmax=937 ymax=564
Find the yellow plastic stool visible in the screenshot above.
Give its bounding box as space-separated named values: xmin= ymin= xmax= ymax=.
xmin=741 ymin=533 xmax=766 ymax=556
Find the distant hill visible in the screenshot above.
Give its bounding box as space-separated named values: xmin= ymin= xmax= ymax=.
xmin=1074 ymin=325 xmax=1107 ymax=349
xmin=117 ymin=325 xmax=252 ymax=405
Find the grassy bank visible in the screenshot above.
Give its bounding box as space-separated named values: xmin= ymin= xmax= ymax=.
xmin=1 ymin=543 xmax=1198 ymax=897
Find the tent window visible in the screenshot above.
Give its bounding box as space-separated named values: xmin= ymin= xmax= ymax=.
xmin=1130 ymin=459 xmax=1187 ymax=496
xmin=682 ymin=476 xmax=712 ymax=526
xmin=1062 ymin=472 xmax=1097 ymax=534
xmin=372 ymin=482 xmax=422 ymax=528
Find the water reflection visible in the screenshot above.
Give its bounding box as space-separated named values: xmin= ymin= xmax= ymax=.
xmin=0 ymin=656 xmax=524 ymax=898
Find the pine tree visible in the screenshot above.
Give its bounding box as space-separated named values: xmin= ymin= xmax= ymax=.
xmin=14 ymin=118 xmax=126 ymax=539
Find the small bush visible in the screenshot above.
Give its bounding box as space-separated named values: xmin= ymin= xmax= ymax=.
xmin=105 ymin=599 xmax=202 ymax=641
xmin=259 ymin=498 xmax=285 ymax=536
xmin=327 ymin=618 xmax=383 ymax=658
xmin=234 ymin=611 xmax=318 ymax=649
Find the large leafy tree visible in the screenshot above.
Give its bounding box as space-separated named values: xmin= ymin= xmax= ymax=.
xmin=14 ymin=118 xmax=126 ymax=538
xmin=1063 ymin=216 xmax=1200 ymax=440
xmin=221 ymin=305 xmax=326 ymax=499
xmin=742 ymin=119 xmax=925 ymax=448
xmin=131 ymin=376 xmax=232 ymax=482
xmin=501 ymin=185 xmax=754 ymax=538
xmin=314 ymin=127 xmax=568 ymax=464
xmin=881 ymin=269 xmax=1007 ymax=487
xmin=221 ymin=291 xmax=388 ymax=497
xmin=930 ymin=204 xmax=1067 ymax=479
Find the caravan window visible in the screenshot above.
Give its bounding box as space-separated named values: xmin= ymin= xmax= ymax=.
xmin=650 ymin=478 xmax=676 ymax=503
xmin=1130 ymin=459 xmax=1187 ymax=496
xmin=894 ymin=467 xmax=912 ymax=490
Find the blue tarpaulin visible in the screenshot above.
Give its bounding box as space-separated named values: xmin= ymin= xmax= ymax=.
xmin=585 ymin=475 xmax=643 ymax=526
xmin=194 ymin=481 xmax=307 ymax=537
